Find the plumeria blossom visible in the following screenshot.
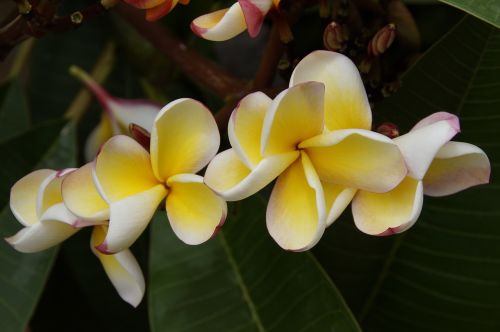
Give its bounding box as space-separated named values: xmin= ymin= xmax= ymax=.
xmin=124 ymin=0 xmax=191 ymax=21
xmin=352 ymin=112 xmax=491 ymax=235
xmin=6 ymin=169 xmax=81 ymax=252
xmin=62 ymin=163 xmax=146 ymax=307
xmin=191 ymin=0 xmax=281 ymax=41
xmin=6 ymin=165 xmax=145 ymax=307
xmin=70 ymin=66 xmax=160 ymax=161
xmin=205 ymin=50 xmax=407 ymax=251
xmin=82 ymin=98 xmax=226 ymax=255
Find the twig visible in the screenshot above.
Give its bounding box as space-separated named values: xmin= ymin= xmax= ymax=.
xmin=114 ymin=3 xmax=247 ymax=100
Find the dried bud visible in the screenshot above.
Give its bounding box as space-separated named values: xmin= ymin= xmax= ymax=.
xmin=129 ymin=123 xmax=151 ymax=151
xmin=381 ymin=80 xmax=401 ymax=97
xmin=323 ymin=22 xmax=348 ymax=52
xmin=319 ymin=0 xmax=330 ymax=18
xmin=376 ymin=122 xmax=400 ymax=138
xmin=70 ymin=11 xmax=84 ymax=25
xmin=358 ymin=58 xmax=372 ymax=74
xmin=368 ymin=24 xmax=396 ymax=57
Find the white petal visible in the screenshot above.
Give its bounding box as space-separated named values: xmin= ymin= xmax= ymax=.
xmin=191 ymin=3 xmax=247 ymax=42
xmin=5 ymin=222 xmax=78 ymax=253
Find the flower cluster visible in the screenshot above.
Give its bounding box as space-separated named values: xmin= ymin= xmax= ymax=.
xmin=6 ymin=51 xmax=490 ymax=306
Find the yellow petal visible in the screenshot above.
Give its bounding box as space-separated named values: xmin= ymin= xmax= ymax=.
xmin=191 ymin=3 xmax=247 ymax=41
xmin=123 ymin=0 xmax=166 ymax=9
xmin=290 ymin=50 xmax=372 ymax=131
xmin=10 ymin=169 xmax=54 ymax=227
xmin=166 ymin=174 xmax=227 ymax=245
xmin=424 ymin=141 xmax=490 ymax=197
xmin=91 ymin=226 xmax=145 ymax=307
xmin=150 ymin=98 xmax=220 ymax=181
xmin=228 ymin=91 xmax=271 ymax=168
xmin=300 ymin=129 xmax=406 ymax=193
xmin=267 ymin=152 xmax=326 ymax=251
xmin=323 ymin=182 xmax=356 ymax=226
xmin=394 ymin=112 xmax=460 ymax=180
xmin=95 ymin=135 xmax=159 ymax=203
xmin=96 ymin=184 xmax=167 ymax=254
xmin=204 ymin=148 xmax=299 ymax=201
xmin=84 ymin=114 xmax=114 ymax=162
xmin=5 ymin=221 xmax=78 ymax=253
xmin=352 ymin=177 xmax=423 ymax=235
xmin=261 ymin=82 xmax=324 ymax=156
xmin=62 ymin=163 xmax=110 ymax=222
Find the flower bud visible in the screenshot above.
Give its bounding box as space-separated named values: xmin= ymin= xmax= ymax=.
xmin=323 ymin=22 xmax=348 ymax=52
xmin=368 ymin=23 xmax=396 ymax=57
xmin=376 ymin=122 xmax=400 ymax=138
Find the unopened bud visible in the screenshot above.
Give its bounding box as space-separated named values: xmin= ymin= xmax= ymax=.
xmin=319 ymin=0 xmax=330 ymax=18
xmin=323 ymin=22 xmax=348 ymax=52
xmin=17 ymin=0 xmax=32 ymax=14
xmin=376 ymin=122 xmax=399 ymax=138
xmin=129 ymin=123 xmax=151 ymax=151
xmin=358 ymin=58 xmax=372 ymax=74
xmin=368 ymin=23 xmax=396 ymax=57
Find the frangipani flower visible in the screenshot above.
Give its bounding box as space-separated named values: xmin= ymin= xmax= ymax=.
xmin=124 ymin=0 xmax=191 ymax=21
xmin=205 ymin=51 xmax=407 ymax=251
xmin=6 ymin=165 xmax=145 ymax=307
xmin=6 ymin=169 xmax=80 ymax=252
xmin=80 ymin=98 xmax=226 ymax=254
xmin=352 ymin=112 xmax=491 ymax=235
xmin=191 ymin=0 xmax=280 ymax=41
xmin=70 ymin=66 xmax=160 ymax=161
xmin=63 ymin=163 xmax=145 ymax=307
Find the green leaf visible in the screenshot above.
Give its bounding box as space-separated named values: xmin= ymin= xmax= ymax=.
xmin=0 ymin=80 xmax=30 ymax=142
xmin=315 ymin=15 xmax=500 ymax=331
xmin=439 ymin=0 xmax=500 ymax=28
xmin=149 ymin=196 xmax=361 ymax=332
xmin=0 ymin=122 xmax=77 ymax=332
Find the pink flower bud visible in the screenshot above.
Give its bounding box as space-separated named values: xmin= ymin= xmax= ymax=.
xmin=376 ymin=122 xmax=400 ymax=138
xmin=323 ymin=22 xmax=348 ymax=52
xmin=368 ymin=23 xmax=396 ymax=57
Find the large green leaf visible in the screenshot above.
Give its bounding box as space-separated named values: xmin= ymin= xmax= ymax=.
xmin=315 ymin=15 xmax=500 ymax=331
xmin=0 ymin=122 xmax=77 ymax=332
xmin=439 ymin=0 xmax=500 ymax=28
xmin=149 ymin=195 xmax=361 ymax=332
xmin=0 ymin=79 xmax=30 ymax=142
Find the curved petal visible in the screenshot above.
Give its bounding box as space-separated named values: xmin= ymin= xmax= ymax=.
xmin=323 ymin=183 xmax=356 ymax=226
xmin=261 ymin=82 xmax=324 ymax=157
xmin=424 ymin=141 xmax=490 ymax=197
xmin=96 ymin=184 xmax=167 ymax=254
xmin=62 ymin=163 xmax=110 ymax=222
xmin=5 ymin=221 xmax=78 ymax=253
xmin=36 ymin=169 xmax=75 ymax=217
xmin=290 ymin=50 xmax=372 ymax=131
xmin=145 ymin=0 xmax=177 ymax=21
xmin=191 ymin=3 xmax=247 ymax=42
xmin=166 ymin=174 xmax=227 ymax=245
xmin=352 ymin=177 xmax=423 ymax=235
xmin=228 ymin=91 xmax=271 ymax=168
xmin=394 ymin=112 xmax=460 ymax=180
xmin=10 ymin=169 xmax=54 ymax=227
xmin=124 ymin=0 xmax=166 ymax=9
xmin=39 ymin=203 xmax=88 ymax=227
xmin=91 ymin=226 xmax=145 ymax=307
xmin=267 ymin=152 xmax=326 ymax=251
xmin=150 ymin=98 xmax=220 ymax=181
xmin=204 ymin=148 xmax=299 ymax=201
xmin=84 ymin=114 xmax=113 ymax=162
xmin=95 ymin=135 xmax=159 ymax=203
xmin=238 ymin=0 xmax=273 ymax=37
xmin=300 ymin=129 xmax=407 ymax=193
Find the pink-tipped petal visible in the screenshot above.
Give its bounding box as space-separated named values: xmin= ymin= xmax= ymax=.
xmin=352 ymin=177 xmax=423 ymax=235
xmin=394 ymin=112 xmax=460 ymax=180
xmin=191 ymin=3 xmax=247 ymax=41
xmin=423 ymin=141 xmax=491 ymax=197
xmin=238 ymin=0 xmax=273 ymax=37
xmin=91 ymin=226 xmax=145 ymax=307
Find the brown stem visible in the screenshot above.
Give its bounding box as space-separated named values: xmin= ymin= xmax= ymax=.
xmin=252 ymin=25 xmax=285 ymax=91
xmin=114 ymin=3 xmax=247 ymax=100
